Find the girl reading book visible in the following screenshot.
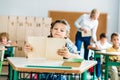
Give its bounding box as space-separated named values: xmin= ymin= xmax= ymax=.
xmin=24 ymin=19 xmax=82 ymax=80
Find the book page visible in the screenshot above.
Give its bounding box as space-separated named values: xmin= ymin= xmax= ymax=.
xmin=27 ymin=37 xmax=46 ymax=58
xmin=81 ymin=30 xmax=92 ymax=37
xmin=27 ymin=37 xmax=66 ymax=60
xmin=45 ymin=38 xmax=66 ymax=60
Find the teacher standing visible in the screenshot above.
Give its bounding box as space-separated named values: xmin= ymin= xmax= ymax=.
xmin=74 ymin=9 xmax=100 ymax=60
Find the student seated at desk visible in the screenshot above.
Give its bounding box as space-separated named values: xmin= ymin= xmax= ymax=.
xmin=88 ymin=33 xmax=111 ymax=80
xmin=0 ymin=32 xmax=17 ymax=58
xmin=25 ymin=19 xmax=82 ymax=80
xmin=106 ymin=32 xmax=120 ymax=80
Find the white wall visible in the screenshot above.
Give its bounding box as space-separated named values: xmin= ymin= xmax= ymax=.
xmin=118 ymin=1 xmax=120 ymax=33
xmin=0 ymin=0 xmax=119 ymax=39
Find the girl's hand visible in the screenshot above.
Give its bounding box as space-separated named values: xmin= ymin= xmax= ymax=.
xmin=57 ymin=47 xmax=70 ymax=58
xmin=0 ymin=42 xmax=7 ymax=46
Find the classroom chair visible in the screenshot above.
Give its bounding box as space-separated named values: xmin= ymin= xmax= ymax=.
xmin=4 ymin=46 xmax=15 ymax=60
xmin=0 ymin=47 xmax=5 ymax=74
xmin=0 ymin=46 xmax=15 ymax=76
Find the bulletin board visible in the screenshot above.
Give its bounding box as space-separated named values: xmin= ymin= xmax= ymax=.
xmin=49 ymin=11 xmax=107 ymax=42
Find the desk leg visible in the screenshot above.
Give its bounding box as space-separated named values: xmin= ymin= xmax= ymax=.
xmin=9 ymin=64 xmax=13 ymax=80
xmin=13 ymin=70 xmax=19 ymax=80
xmin=93 ymin=53 xmax=96 ymax=80
xmin=93 ymin=64 xmax=96 ymax=80
xmin=81 ymin=71 xmax=87 ymax=80
xmin=105 ymin=55 xmax=109 ymax=80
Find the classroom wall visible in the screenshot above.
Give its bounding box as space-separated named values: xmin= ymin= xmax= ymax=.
xmin=119 ymin=0 xmax=120 ymax=33
xmin=0 ymin=0 xmax=119 ymax=40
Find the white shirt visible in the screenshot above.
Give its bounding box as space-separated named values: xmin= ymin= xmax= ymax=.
xmin=92 ymin=41 xmax=112 ymax=50
xmin=74 ymin=14 xmax=98 ymax=42
xmin=97 ymin=41 xmax=112 ymax=50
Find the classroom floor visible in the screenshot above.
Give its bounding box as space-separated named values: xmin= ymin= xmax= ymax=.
xmin=0 ymin=76 xmax=7 ymax=80
xmin=0 ymin=65 xmax=8 ymax=80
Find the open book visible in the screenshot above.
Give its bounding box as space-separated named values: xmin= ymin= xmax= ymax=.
xmin=27 ymin=37 xmax=66 ymax=60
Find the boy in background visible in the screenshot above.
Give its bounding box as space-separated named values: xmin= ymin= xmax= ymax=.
xmin=106 ymin=32 xmax=120 ymax=80
xmin=0 ymin=32 xmax=11 ymax=46
xmin=0 ymin=32 xmax=17 ymax=58
xmin=88 ymin=33 xmax=111 ymax=80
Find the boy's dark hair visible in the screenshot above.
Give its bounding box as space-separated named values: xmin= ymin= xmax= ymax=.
xmin=100 ymin=33 xmax=107 ymax=39
xmin=111 ymin=32 xmax=119 ymax=39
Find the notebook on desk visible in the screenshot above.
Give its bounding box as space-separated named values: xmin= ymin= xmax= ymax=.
xmin=27 ymin=37 xmax=66 ymax=60
xmin=62 ymin=58 xmax=84 ymax=67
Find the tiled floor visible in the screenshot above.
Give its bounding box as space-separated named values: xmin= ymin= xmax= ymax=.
xmin=0 ymin=65 xmax=8 ymax=80
xmin=0 ymin=76 xmax=8 ymax=80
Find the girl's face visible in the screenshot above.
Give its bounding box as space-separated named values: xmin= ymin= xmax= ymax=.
xmin=51 ymin=23 xmax=68 ymax=38
xmin=111 ymin=36 xmax=120 ymax=47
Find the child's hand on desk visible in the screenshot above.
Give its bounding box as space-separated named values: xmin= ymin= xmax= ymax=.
xmin=57 ymin=47 xmax=70 ymax=58
xmin=95 ymin=44 xmax=101 ymax=50
xmin=0 ymin=41 xmax=17 ymax=47
xmin=9 ymin=41 xmax=17 ymax=46
xmin=0 ymin=42 xmax=7 ymax=46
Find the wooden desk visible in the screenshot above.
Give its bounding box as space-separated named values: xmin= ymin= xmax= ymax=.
xmin=7 ymin=57 xmax=97 ymax=80
xmin=95 ymin=51 xmax=120 ymax=80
